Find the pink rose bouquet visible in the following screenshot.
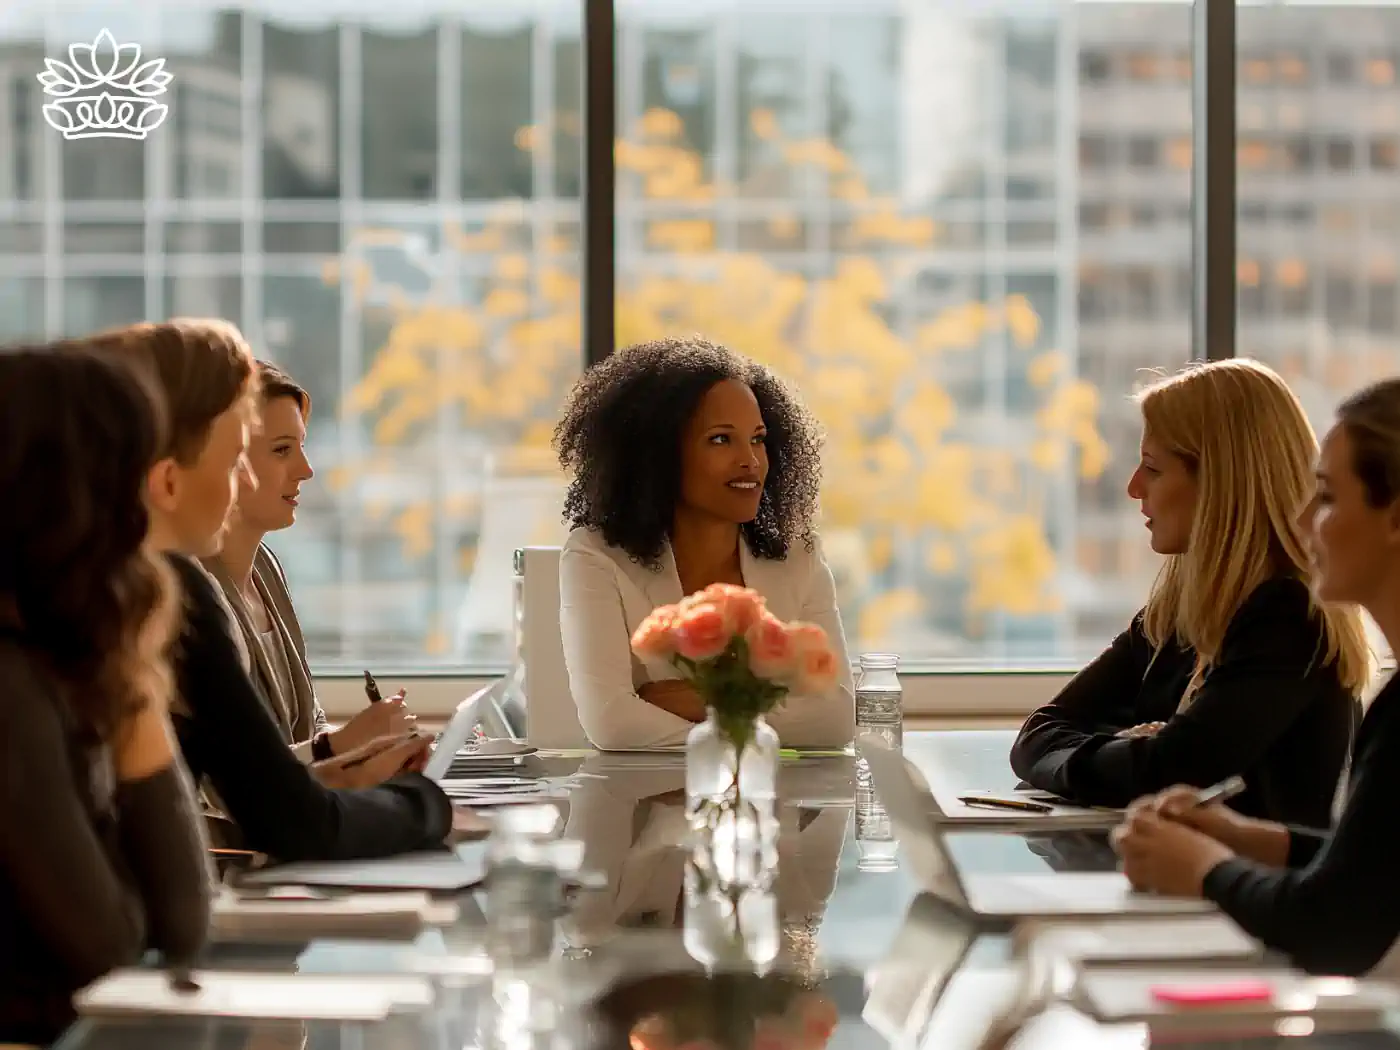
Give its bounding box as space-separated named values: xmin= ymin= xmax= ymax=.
xmin=630 ymin=584 xmax=838 ymax=750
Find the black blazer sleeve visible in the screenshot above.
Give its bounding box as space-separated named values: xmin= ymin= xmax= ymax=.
xmin=1202 ymin=679 xmax=1400 ymax=976
xmin=165 ymin=554 xmax=452 ymax=863
xmin=1008 ymin=616 xmax=1155 ymax=784
xmin=1010 ymin=579 xmax=1337 ymax=808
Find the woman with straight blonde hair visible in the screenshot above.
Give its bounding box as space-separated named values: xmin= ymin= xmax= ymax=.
xmin=1011 ymin=358 xmax=1370 ymax=826
xmin=1113 ymin=377 xmax=1400 ymax=976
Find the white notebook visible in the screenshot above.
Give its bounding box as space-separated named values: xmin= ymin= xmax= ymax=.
xmin=1073 ymin=966 xmax=1395 ymax=1026
xmin=1014 ymin=914 xmax=1262 ymax=963
xmin=239 ymin=850 xmax=484 ymax=892
xmin=211 ymin=890 xmax=458 ymax=942
xmin=75 ymin=970 xmax=435 ymax=1021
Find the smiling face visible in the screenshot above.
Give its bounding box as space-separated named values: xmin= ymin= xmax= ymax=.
xmin=237 ymin=394 xmax=314 ymax=534
xmin=1300 ymin=424 xmax=1400 ymax=605
xmin=677 ymin=379 xmax=769 ymax=525
xmin=1126 ymin=429 xmax=1199 ymax=555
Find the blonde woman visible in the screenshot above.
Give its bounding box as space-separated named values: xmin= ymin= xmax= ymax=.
xmin=1113 ymin=377 xmax=1400 ymax=976
xmin=1010 ymin=359 xmax=1370 ymax=826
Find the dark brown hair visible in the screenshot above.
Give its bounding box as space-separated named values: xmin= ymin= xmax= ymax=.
xmin=87 ymin=318 xmax=259 ymax=464
xmin=0 ymin=343 xmax=179 ymax=740
xmin=256 ymin=359 xmax=311 ymax=419
xmin=1336 ymin=377 xmax=1400 ymax=509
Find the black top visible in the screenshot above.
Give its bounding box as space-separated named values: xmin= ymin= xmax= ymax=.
xmin=165 ymin=553 xmax=453 ymax=863
xmin=1203 ymin=671 xmax=1400 ymax=976
xmin=0 ymin=638 xmax=211 ymax=1046
xmin=1008 ymin=577 xmax=1356 ymax=825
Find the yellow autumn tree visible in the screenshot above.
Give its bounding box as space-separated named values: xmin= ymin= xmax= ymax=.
xmin=338 ymin=106 xmax=1109 ymax=654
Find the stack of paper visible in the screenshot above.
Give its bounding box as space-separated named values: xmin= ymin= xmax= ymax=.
xmin=211 ymin=889 xmax=459 ymax=942
xmin=75 ymin=970 xmax=435 ymax=1021
xmin=1014 ymin=914 xmax=1262 ymax=964
xmin=1073 ymin=965 xmax=1397 ymax=1035
xmin=238 ymin=850 xmax=484 ymax=892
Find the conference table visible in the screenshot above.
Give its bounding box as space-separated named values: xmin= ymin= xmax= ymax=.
xmin=53 ymin=731 xmax=1400 ymax=1050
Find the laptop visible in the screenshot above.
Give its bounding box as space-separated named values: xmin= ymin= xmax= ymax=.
xmin=862 ymin=895 xmax=980 ymax=1045
xmin=858 ymin=737 xmax=1213 ymax=921
xmin=423 ymin=685 xmax=499 ymax=781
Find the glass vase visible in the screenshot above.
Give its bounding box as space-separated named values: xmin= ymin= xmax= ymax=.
xmin=685 ymin=710 xmax=779 ymax=883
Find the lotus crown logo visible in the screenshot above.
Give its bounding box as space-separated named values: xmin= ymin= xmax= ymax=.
xmin=37 ymin=29 xmax=173 ymax=141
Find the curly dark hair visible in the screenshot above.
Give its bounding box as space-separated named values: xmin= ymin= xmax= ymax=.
xmin=553 ymin=336 xmax=824 ymax=566
xmin=0 ymin=343 xmax=178 ymax=742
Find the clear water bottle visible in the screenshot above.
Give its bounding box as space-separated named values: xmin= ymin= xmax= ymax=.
xmin=855 ymin=652 xmax=903 ymax=751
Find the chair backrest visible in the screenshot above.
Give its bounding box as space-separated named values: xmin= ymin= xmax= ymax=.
xmin=518 ymin=545 xmax=591 ymax=749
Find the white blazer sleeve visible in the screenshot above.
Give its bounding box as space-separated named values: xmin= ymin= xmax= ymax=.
xmin=559 ymin=541 xmax=693 ymax=750
xmin=765 ymin=540 xmax=857 ymax=749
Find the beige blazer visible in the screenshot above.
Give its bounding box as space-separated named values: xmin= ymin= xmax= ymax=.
xmin=559 ymin=526 xmax=856 ymax=750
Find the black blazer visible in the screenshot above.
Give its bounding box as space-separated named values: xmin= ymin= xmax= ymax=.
xmin=1204 ymin=670 xmax=1400 ymax=975
xmin=165 ymin=553 xmax=453 ymax=862
xmin=1008 ymin=577 xmax=1356 ymax=826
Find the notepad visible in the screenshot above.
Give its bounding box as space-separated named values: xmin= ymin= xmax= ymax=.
xmin=1073 ymin=967 xmax=1393 ymax=1026
xmin=239 ymin=850 xmax=484 ymax=892
xmin=211 ymin=890 xmax=458 ymax=942
xmin=75 ymin=970 xmax=435 ymax=1021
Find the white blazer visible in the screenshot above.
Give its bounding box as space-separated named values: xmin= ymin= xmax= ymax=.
xmin=559 ymin=526 xmax=857 ymax=751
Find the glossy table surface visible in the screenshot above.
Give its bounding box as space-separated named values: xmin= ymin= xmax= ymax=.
xmin=54 ymin=731 xmax=1400 ymax=1050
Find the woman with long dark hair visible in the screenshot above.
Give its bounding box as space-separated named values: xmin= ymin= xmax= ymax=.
xmin=0 ymin=344 xmax=211 ymax=1044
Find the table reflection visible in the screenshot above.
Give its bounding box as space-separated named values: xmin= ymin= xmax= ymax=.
xmin=560 ymin=757 xmax=847 ymax=983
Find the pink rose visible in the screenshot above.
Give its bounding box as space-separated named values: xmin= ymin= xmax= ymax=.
xmin=673 ymin=602 xmax=732 ymax=662
xmin=745 ymin=611 xmax=798 ymax=680
xmin=788 ymin=621 xmax=838 ymax=694
xmin=679 ymin=584 xmax=766 ymax=635
xmin=631 ymin=605 xmax=680 ymax=660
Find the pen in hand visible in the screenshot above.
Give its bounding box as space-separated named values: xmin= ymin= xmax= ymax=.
xmin=1189 ymin=775 xmax=1246 ymax=809
xmin=363 ymin=669 xmax=383 ymax=704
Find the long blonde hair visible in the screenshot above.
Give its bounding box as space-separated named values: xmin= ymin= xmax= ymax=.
xmin=1136 ymin=359 xmax=1371 ymax=703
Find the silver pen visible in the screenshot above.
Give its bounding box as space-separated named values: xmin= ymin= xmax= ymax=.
xmin=1191 ymin=775 xmax=1246 ymax=809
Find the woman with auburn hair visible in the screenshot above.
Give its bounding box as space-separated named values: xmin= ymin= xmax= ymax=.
xmin=0 ymin=344 xmax=210 ymax=1044
xmin=88 ymin=319 xmax=455 ymax=862
xmin=554 ymin=336 xmax=855 ymax=751
xmin=1114 ymin=377 xmax=1400 ymax=977
xmin=206 ymin=360 xmax=415 ymax=765
xmin=1010 ymin=358 xmax=1370 ymax=826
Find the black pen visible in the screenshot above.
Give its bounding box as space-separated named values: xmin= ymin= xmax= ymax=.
xmin=363 ymin=669 xmax=383 ymax=704
xmin=957 ymin=794 xmax=1055 ymax=814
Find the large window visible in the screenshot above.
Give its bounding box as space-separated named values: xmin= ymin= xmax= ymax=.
xmin=611 ymin=1 xmax=1191 ymax=667
xmin=5 ymin=4 xmax=583 ymax=670
xmin=1236 ymin=1 xmax=1398 ymax=659
xmin=4 ymin=2 xmax=1335 ymax=674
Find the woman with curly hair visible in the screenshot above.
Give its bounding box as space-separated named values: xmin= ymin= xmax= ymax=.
xmin=554 ymin=336 xmax=855 ymax=750
xmin=0 ymin=344 xmax=210 ymax=1044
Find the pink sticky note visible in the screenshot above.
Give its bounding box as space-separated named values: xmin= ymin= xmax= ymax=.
xmin=1150 ymin=980 xmax=1275 ymax=1006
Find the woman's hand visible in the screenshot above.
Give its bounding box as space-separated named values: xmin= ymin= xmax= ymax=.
xmin=330 ymin=691 xmax=416 ymax=754
xmin=1111 ymin=807 xmax=1235 ymax=897
xmin=114 ymin=701 xmax=177 ymax=782
xmin=1115 ymin=721 xmax=1166 ymax=739
xmin=1135 ymin=784 xmax=1292 ymax=867
xmin=313 ymin=732 xmax=430 ymax=788
xmin=639 ymin=680 xmax=707 ymax=723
